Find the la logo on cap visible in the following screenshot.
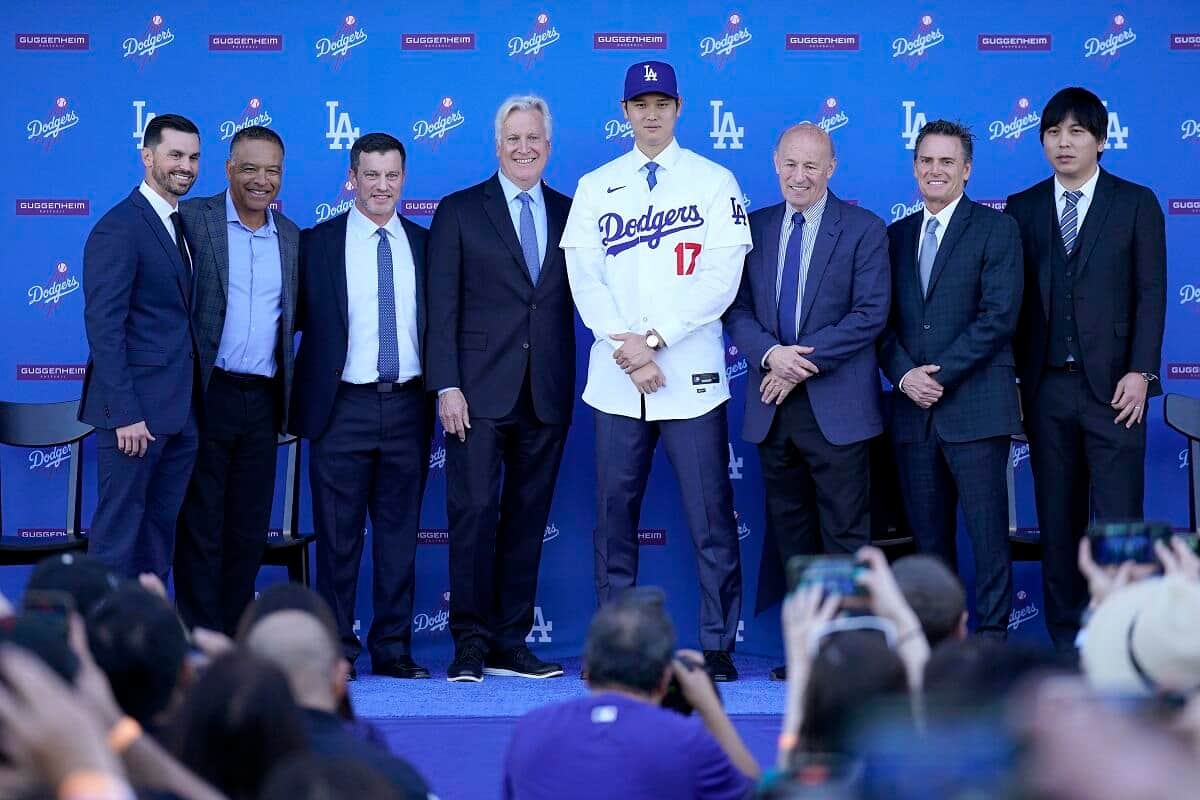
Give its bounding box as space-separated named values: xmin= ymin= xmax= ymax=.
xmin=643 ymin=63 xmax=658 ymax=80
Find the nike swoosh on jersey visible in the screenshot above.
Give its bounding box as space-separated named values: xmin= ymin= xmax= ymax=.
xmin=606 ymin=185 xmax=626 ymax=193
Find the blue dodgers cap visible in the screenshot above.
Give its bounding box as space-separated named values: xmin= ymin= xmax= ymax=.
xmin=622 ymin=61 xmax=679 ymax=101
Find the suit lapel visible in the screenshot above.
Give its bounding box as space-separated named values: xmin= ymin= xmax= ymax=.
xmin=131 ymin=188 xmax=191 ymax=307
xmin=897 ymin=212 xmax=922 ymax=308
xmin=760 ymin=203 xmax=784 ymax=337
xmin=542 ymin=184 xmax=569 ymax=286
xmin=482 ymin=175 xmax=530 ymax=284
xmin=1072 ymin=169 xmax=1114 ymax=278
xmin=924 ymin=197 xmax=973 ymax=299
xmin=205 ymin=193 xmax=230 ymax=302
xmin=1036 ymin=179 xmax=1056 ymax=318
xmin=277 ymin=215 xmax=299 ymax=341
xmin=401 ymin=217 xmax=427 ymax=348
xmin=797 ymin=193 xmax=843 ymax=333
xmin=329 ymin=214 xmax=350 ymax=334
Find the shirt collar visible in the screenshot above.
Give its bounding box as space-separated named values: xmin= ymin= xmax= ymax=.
xmin=496 ymin=169 xmax=544 ymax=208
xmin=138 ymin=180 xmax=177 ymax=222
xmin=348 ymin=203 xmax=403 ymax=242
xmin=922 ymin=192 xmax=964 ymax=231
xmin=224 ymin=189 xmax=276 ymax=235
xmin=786 ymin=190 xmax=829 ymax=229
xmin=1054 ymin=166 xmax=1100 ymax=204
xmin=630 ymin=137 xmax=682 ymax=174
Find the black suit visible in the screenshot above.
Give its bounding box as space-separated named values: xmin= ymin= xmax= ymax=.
xmin=879 ymin=196 xmax=1023 ymax=634
xmin=1006 ymin=168 xmax=1166 ymax=650
xmin=289 ymin=210 xmax=433 ymax=666
xmin=426 ymin=174 xmax=574 ymax=652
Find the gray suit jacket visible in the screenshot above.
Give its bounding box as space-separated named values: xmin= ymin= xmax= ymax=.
xmin=180 ymin=190 xmax=300 ymax=432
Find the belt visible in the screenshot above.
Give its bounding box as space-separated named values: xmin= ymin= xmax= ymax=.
xmin=213 ymin=367 xmax=276 ymax=386
xmin=341 ymin=378 xmax=420 ymax=393
xmin=1047 ymin=361 xmax=1082 ymax=373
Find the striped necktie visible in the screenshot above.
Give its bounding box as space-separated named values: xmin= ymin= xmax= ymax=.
xmin=1060 ymin=189 xmax=1083 ymax=256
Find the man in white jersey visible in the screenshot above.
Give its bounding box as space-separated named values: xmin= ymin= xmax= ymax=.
xmin=561 ymin=61 xmax=752 ymax=681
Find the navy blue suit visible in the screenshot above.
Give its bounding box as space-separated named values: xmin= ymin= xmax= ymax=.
xmin=80 ymin=187 xmax=200 ymax=578
xmin=290 ymin=211 xmax=433 ymax=667
xmin=879 ymin=196 xmax=1023 ymax=634
xmin=725 ymin=192 xmax=890 ymax=582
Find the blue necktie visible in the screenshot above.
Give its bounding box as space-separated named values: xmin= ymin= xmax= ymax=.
xmin=919 ymin=217 xmax=940 ymax=297
xmin=1061 ymin=189 xmax=1083 ymax=256
xmin=517 ymin=192 xmax=540 ymax=285
xmin=645 ymin=161 xmax=659 ymax=191
xmin=376 ymin=228 xmax=399 ymax=383
xmin=777 ymin=212 xmax=804 ymax=346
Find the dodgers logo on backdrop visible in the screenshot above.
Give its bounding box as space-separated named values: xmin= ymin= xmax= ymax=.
xmin=699 ymin=12 xmax=752 ymax=68
xmin=412 ymin=97 xmax=465 ymax=146
xmin=989 ymin=97 xmax=1040 ymax=143
xmin=709 ymin=100 xmax=744 ymax=150
xmin=219 ymin=97 xmax=273 ymax=142
xmin=725 ymin=343 xmax=747 ymax=382
xmin=599 ymin=206 xmax=705 ymax=257
xmin=315 ymin=14 xmax=367 ymax=70
xmin=1011 ymin=442 xmax=1030 ymax=469
xmin=1103 ymin=100 xmax=1128 ymax=150
xmin=734 ymin=510 xmax=751 ymax=541
xmin=413 ymin=592 xmax=451 ymax=634
xmin=28 ymin=262 xmax=80 ymax=316
xmin=28 ymin=445 xmax=71 ymax=473
xmin=1008 ymin=590 xmax=1039 ymax=631
xmin=27 ymin=97 xmax=79 ymax=149
xmin=893 ymin=14 xmax=945 ymax=60
xmin=122 ymin=14 xmax=174 ymax=66
xmin=543 ymin=523 xmax=560 ymax=543
xmin=508 ymin=12 xmax=560 ymax=67
xmin=1085 ymin=14 xmax=1136 ymax=60
xmin=900 ymin=100 xmax=927 ymax=150
xmin=1181 ymin=284 xmax=1200 ymax=309
xmin=525 ymin=606 xmax=553 ymax=644
xmin=1182 ymin=448 xmax=1191 ymax=470
xmin=801 ymin=96 xmax=850 ymax=135
xmin=891 ymin=196 xmax=924 ymax=223
xmin=132 ymin=100 xmax=156 ymax=149
xmin=1183 ymin=119 xmax=1200 ymax=141
xmin=603 ymin=118 xmax=633 ymax=142
xmin=429 ymin=429 xmax=446 ymax=469
xmin=728 ymin=442 xmax=744 ymax=479
xmin=325 ymin=100 xmax=359 ymax=151
xmin=314 ymin=179 xmax=357 ymax=225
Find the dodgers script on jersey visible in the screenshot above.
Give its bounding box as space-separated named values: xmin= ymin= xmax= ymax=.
xmin=562 ymin=139 xmax=752 ymax=421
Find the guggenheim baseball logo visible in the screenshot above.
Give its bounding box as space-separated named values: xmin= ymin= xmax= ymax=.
xmin=29 ymin=261 xmax=80 ymax=315
xmin=15 ymin=33 xmax=89 ymax=50
xmin=786 ymin=33 xmax=859 ymax=51
xmin=700 ymin=12 xmax=752 ymax=67
xmin=123 ymin=14 xmax=174 ymax=65
xmin=978 ymin=33 xmax=1051 ymax=51
xmin=1169 ymin=199 xmax=1200 ymax=215
xmin=16 ymin=199 xmax=88 ymax=216
xmin=412 ymin=97 xmax=465 ymax=144
xmin=27 ymin=97 xmax=79 ymax=148
xmin=594 ymin=32 xmax=667 ymax=50
xmin=802 ymin=96 xmax=850 ymax=135
xmin=1169 ymin=364 xmax=1200 ymax=380
xmin=315 ymin=15 xmax=367 ymax=69
xmin=893 ymin=14 xmax=945 ymax=60
xmin=990 ymin=97 xmax=1040 ymax=143
xmin=509 ymin=12 xmax=560 ymax=66
xmin=1171 ymin=34 xmax=1200 ymax=50
xmin=17 ymin=364 xmax=85 ymax=381
xmin=402 ymin=33 xmax=475 ymax=51
xmin=208 ymin=33 xmax=283 ymax=52
xmin=1085 ymin=14 xmax=1135 ymax=59
xmin=220 ymin=97 xmax=273 ymax=142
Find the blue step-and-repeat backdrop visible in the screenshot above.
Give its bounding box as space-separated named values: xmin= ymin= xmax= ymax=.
xmin=2 ymin=2 xmax=1198 ymax=660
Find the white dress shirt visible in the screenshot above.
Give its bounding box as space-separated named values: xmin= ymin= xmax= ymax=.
xmin=496 ymin=169 xmax=548 ymax=267
xmin=918 ymin=191 xmax=964 ymax=264
xmin=138 ymin=181 xmax=192 ymax=263
xmin=1053 ymin=166 xmax=1100 ymax=231
xmin=761 ymin=191 xmax=830 ymax=368
xmin=341 ymin=205 xmax=421 ymax=383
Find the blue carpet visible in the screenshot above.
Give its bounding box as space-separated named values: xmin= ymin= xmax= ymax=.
xmin=356 ymin=655 xmax=784 ymax=799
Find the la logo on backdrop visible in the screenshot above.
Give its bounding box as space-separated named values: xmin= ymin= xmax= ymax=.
xmin=26 ymin=96 xmax=79 ymax=150
xmin=508 ymin=12 xmax=560 ymax=68
xmin=412 ymin=97 xmax=465 ymax=148
xmin=900 ymin=100 xmax=927 ymax=150
xmin=315 ymin=14 xmax=367 ymax=70
xmin=699 ymin=12 xmax=752 ymax=69
xmin=1102 ymin=100 xmax=1129 ymax=151
xmin=28 ymin=261 xmax=80 ymax=317
xmin=219 ymin=97 xmax=273 ymax=142
xmin=892 ymin=14 xmax=946 ymax=64
xmin=1084 ymin=13 xmax=1136 ymax=62
xmin=122 ymin=14 xmax=174 ymax=68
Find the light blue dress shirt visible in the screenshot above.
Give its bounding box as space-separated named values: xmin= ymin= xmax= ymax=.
xmin=496 ymin=169 xmax=548 ymax=268
xmin=216 ymin=190 xmax=283 ymax=377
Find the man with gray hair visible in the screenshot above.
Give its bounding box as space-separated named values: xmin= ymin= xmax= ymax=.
xmin=427 ymin=95 xmax=574 ymax=682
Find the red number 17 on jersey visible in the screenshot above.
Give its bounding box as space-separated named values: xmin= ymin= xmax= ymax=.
xmin=674 ymin=242 xmax=702 ymax=276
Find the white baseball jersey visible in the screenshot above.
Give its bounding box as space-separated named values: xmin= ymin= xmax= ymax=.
xmin=562 ymin=138 xmax=752 ymax=421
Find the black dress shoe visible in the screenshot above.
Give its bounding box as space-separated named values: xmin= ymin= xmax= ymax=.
xmin=484 ymin=645 xmax=564 ymax=678
xmin=372 ymin=656 xmax=431 ymax=679
xmin=448 ymin=642 xmax=487 ymax=683
xmin=769 ymin=665 xmax=786 ymax=682
xmin=703 ymin=650 xmax=738 ymax=682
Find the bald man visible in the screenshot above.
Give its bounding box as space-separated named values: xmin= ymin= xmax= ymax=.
xmin=724 ymin=124 xmax=890 ymax=678
xmin=245 ymin=611 xmax=431 ymax=798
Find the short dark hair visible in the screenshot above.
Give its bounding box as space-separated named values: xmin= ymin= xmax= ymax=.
xmin=584 ymin=587 xmax=676 ymax=694
xmin=350 ymin=132 xmax=406 ymax=172
xmin=229 ymin=125 xmax=284 ymax=156
xmin=1040 ymin=86 xmax=1108 ymax=160
xmin=891 ymin=555 xmax=966 ymax=648
xmin=914 ymin=119 xmax=975 ymax=164
xmin=143 ymin=113 xmax=199 ymax=150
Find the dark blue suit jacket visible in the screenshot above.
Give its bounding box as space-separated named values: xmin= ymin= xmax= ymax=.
xmin=80 ymin=187 xmax=197 ymax=434
xmin=289 ymin=211 xmax=429 ymax=441
xmin=879 ymin=196 xmax=1024 ymax=444
xmin=724 ymin=192 xmax=890 ymax=446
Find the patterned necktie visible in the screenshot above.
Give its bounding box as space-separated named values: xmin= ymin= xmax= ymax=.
xmin=645 ymin=161 xmax=659 ymax=191
xmin=376 ymin=228 xmax=399 ymax=383
xmin=169 ymin=211 xmax=192 ymax=273
xmin=777 ymin=212 xmax=805 ymax=346
xmin=1061 ymin=189 xmax=1083 ymax=256
xmin=919 ymin=217 xmax=940 ymax=297
xmin=517 ymin=192 xmax=541 ymax=285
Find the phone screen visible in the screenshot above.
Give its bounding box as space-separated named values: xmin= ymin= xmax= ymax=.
xmin=786 ymin=555 xmax=869 ymax=609
xmin=1088 ymin=521 xmax=1174 ymax=566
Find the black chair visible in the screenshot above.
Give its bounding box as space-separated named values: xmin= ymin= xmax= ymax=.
xmin=1164 ymin=393 xmax=1200 ymax=533
xmin=1007 ymin=433 xmax=1042 ymax=561
xmin=260 ymin=434 xmax=314 ymax=584
xmin=0 ymin=399 xmax=93 ymax=566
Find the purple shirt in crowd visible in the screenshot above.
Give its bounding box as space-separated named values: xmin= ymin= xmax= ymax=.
xmin=502 ymin=692 xmax=753 ymax=800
